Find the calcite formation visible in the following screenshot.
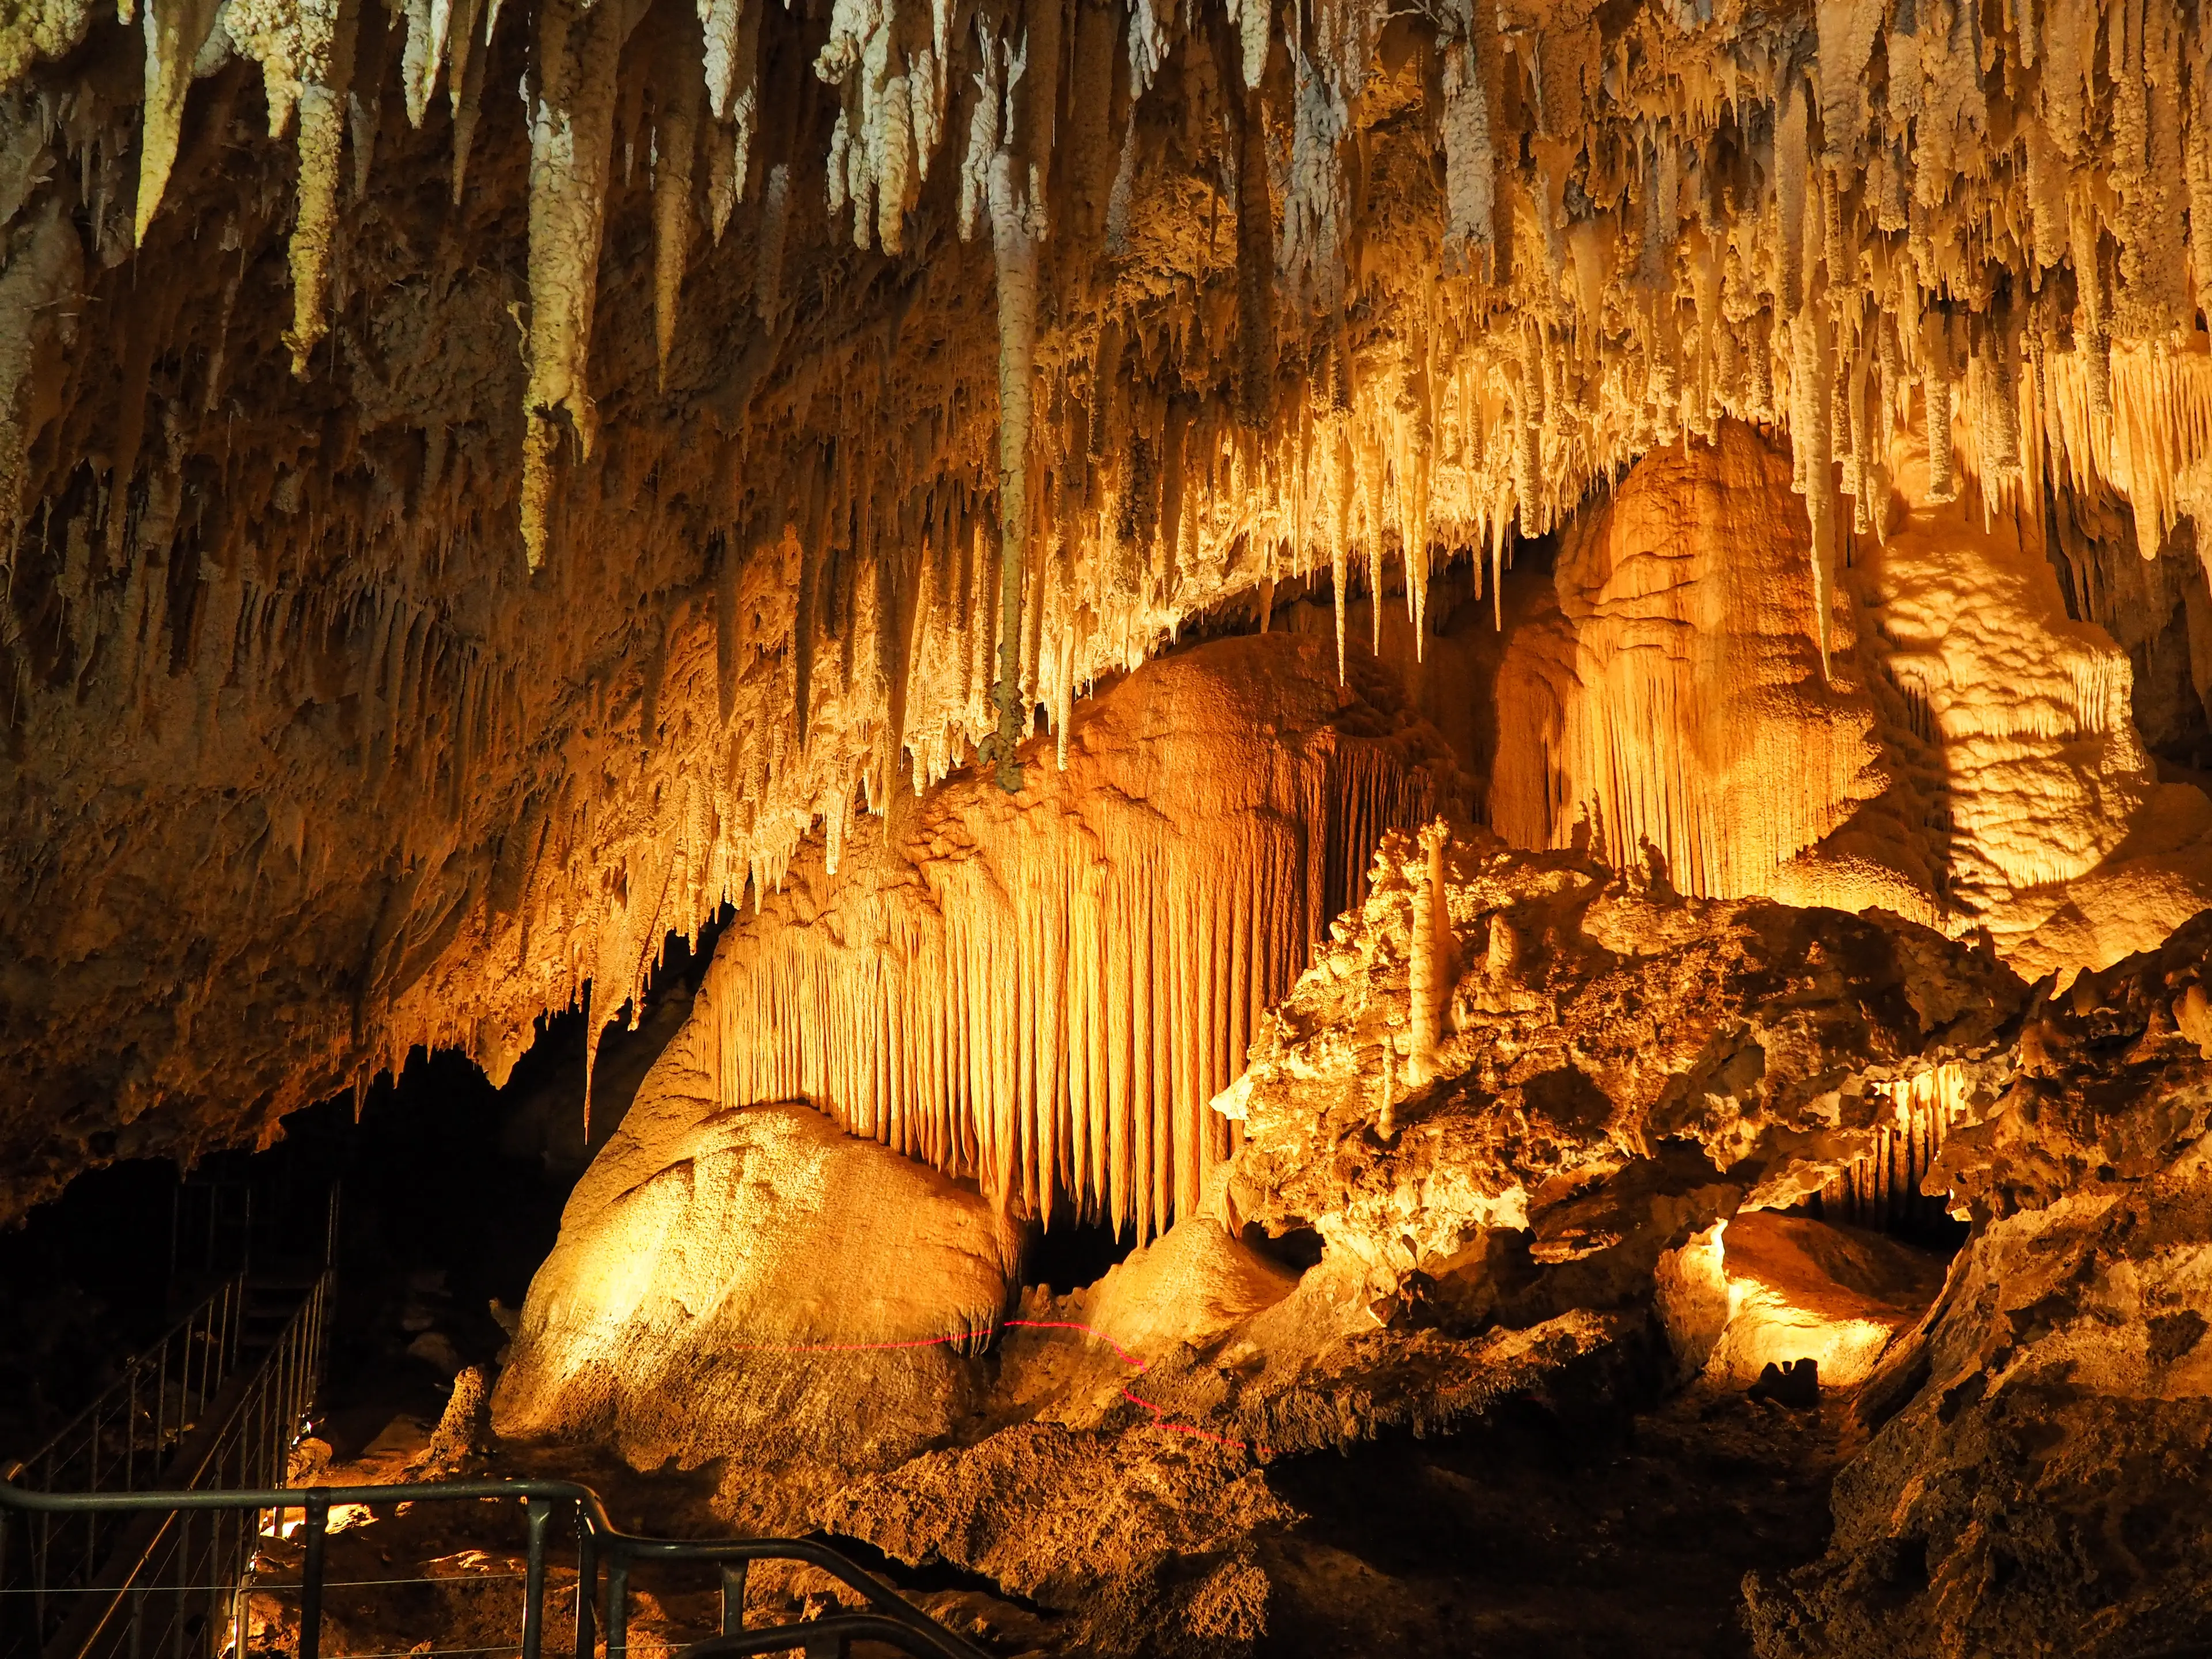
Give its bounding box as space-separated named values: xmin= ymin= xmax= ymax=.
xmin=1748 ymin=912 xmax=2212 ymax=1658
xmin=491 ymin=1089 xmax=1025 ymax=1479
xmin=1489 ymin=416 xmax=1914 ymax=912
xmin=488 ymin=781 xmax=2212 ymax=1656
xmin=689 ymin=629 xmax=1460 ymax=1238
xmin=4 ymin=0 xmax=2212 ymax=1214
xmin=1216 ymin=819 xmax=2024 ymax=1316
xmin=1658 ymin=1209 xmax=1947 ymax=1388
xmin=11 ymin=0 xmax=2212 ymax=1641
xmin=1493 ymin=417 xmax=2212 ymax=974
xmin=497 ymin=809 xmax=2038 ymax=1647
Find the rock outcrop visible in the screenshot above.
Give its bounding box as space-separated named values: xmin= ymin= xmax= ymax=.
xmin=1746 ymin=913 xmax=2212 ymax=1659
xmin=491 ymin=1090 xmax=1024 ymax=1488
xmin=1217 ymin=821 xmax=2023 ymax=1324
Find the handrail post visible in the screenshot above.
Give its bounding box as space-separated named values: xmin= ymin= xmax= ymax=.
xmin=572 ymin=1510 xmax=596 ymax=1659
xmin=297 ymin=1492 xmax=329 ymax=1659
xmin=520 ymin=1498 xmax=550 ymax=1659
xmin=605 ymin=1554 xmax=629 ymax=1659
xmin=719 ymin=1562 xmax=747 ymax=1637
xmin=233 ymin=1538 xmax=254 ymax=1659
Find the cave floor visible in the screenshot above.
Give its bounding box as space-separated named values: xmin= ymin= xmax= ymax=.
xmin=281 ymin=1378 xmax=1852 ymax=1658
xmin=1253 ymin=1387 xmax=1855 ymax=1659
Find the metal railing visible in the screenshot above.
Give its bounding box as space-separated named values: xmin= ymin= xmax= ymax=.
xmin=1 ymin=1273 xmax=331 ymax=1659
xmin=168 ymin=1176 xmax=342 ymax=1302
xmin=0 ymin=1475 xmax=990 ymax=1659
xmin=12 ymin=1279 xmax=249 ymax=1509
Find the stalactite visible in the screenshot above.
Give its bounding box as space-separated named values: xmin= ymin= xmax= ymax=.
xmin=0 ymin=198 xmax=79 ymax=540
xmin=1438 ymin=29 xmax=1496 ymax=276
xmin=521 ymin=0 xmax=639 ymax=570
xmin=968 ymin=28 xmax=1040 ymax=793
xmin=132 ymin=0 xmax=226 ymax=241
xmin=1791 ymin=299 xmax=1838 ymax=683
xmin=653 ymin=24 xmax=700 ymax=391
xmin=446 ymin=0 xmax=489 ymax=201
xmin=218 ymin=0 xmax=362 ymax=377
xmin=699 ymin=635 xmax=1450 ymax=1238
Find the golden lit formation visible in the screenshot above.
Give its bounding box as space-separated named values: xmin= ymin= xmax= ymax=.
xmin=5 ymin=0 xmax=2212 ymax=1650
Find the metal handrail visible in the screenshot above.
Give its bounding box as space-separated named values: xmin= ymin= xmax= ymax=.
xmin=14 ymin=1278 xmax=248 ymax=1498
xmin=0 ymin=1474 xmax=990 ymax=1659
xmin=2 ymin=1271 xmax=332 ymax=1659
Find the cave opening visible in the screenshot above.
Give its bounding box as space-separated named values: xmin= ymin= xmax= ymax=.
xmin=1023 ymin=1216 xmax=1140 ymax=1297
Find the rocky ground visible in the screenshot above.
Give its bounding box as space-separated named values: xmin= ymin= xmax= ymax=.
xmin=26 ymin=828 xmax=2212 ymax=1657
xmin=252 ymin=1362 xmax=1872 ymax=1659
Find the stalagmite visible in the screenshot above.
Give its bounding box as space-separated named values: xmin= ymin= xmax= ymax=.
xmin=1404 ymin=819 xmax=1450 ymax=1089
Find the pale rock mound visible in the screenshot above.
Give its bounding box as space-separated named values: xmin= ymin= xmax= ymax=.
xmin=1073 ymin=1215 xmax=1302 ymax=1358
xmin=492 ymin=1030 xmax=1022 ymax=1491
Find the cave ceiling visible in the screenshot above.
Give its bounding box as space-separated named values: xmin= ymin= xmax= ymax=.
xmin=0 ymin=0 xmax=2207 ymax=1212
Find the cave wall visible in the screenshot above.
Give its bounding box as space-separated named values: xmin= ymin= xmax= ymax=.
xmin=2 ymin=0 xmax=2211 ymax=1211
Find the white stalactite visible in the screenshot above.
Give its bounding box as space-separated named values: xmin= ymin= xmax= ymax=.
xmin=521 ymin=0 xmax=639 ymax=569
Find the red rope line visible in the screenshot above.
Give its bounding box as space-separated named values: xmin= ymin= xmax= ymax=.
xmin=713 ymin=1316 xmax=1253 ymax=1452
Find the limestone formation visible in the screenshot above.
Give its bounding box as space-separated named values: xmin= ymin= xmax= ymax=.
xmin=6 ymin=0 xmax=2212 ymax=1218
xmin=1494 ymin=418 xmax=2212 ymax=978
xmin=498 ymin=806 xmax=2040 ymax=1646
xmin=1658 ymin=1210 xmax=1948 ymax=1389
xmin=680 ymin=628 xmax=1461 ymax=1237
xmin=1217 ymin=820 xmax=2024 ymax=1324
xmin=491 ymin=1085 xmax=1024 ymax=1483
xmin=1747 ymin=912 xmax=2212 ymax=1659
xmin=10 ymin=0 xmax=2212 ymax=1645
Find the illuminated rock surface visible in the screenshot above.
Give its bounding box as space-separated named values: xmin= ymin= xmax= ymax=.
xmin=1749 ymin=912 xmax=2212 ymax=1659
xmin=7 ymin=0 xmax=2212 ymax=1221
xmin=490 ymin=1094 xmax=1024 ymax=1482
xmin=1661 ymin=1210 xmax=1948 ymax=1390
xmin=496 ymin=806 xmax=2048 ymax=1650
xmin=1493 ymin=418 xmax=2212 ymax=972
xmin=9 ymin=0 xmax=2212 ymax=1647
xmin=688 ymin=627 xmax=1461 ymax=1237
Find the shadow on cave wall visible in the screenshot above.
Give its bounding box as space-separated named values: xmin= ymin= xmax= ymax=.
xmin=0 ymin=919 xmax=725 ymax=1465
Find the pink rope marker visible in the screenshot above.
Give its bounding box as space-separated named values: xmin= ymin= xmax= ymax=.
xmin=715 ymin=1317 xmax=1258 ymax=1453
